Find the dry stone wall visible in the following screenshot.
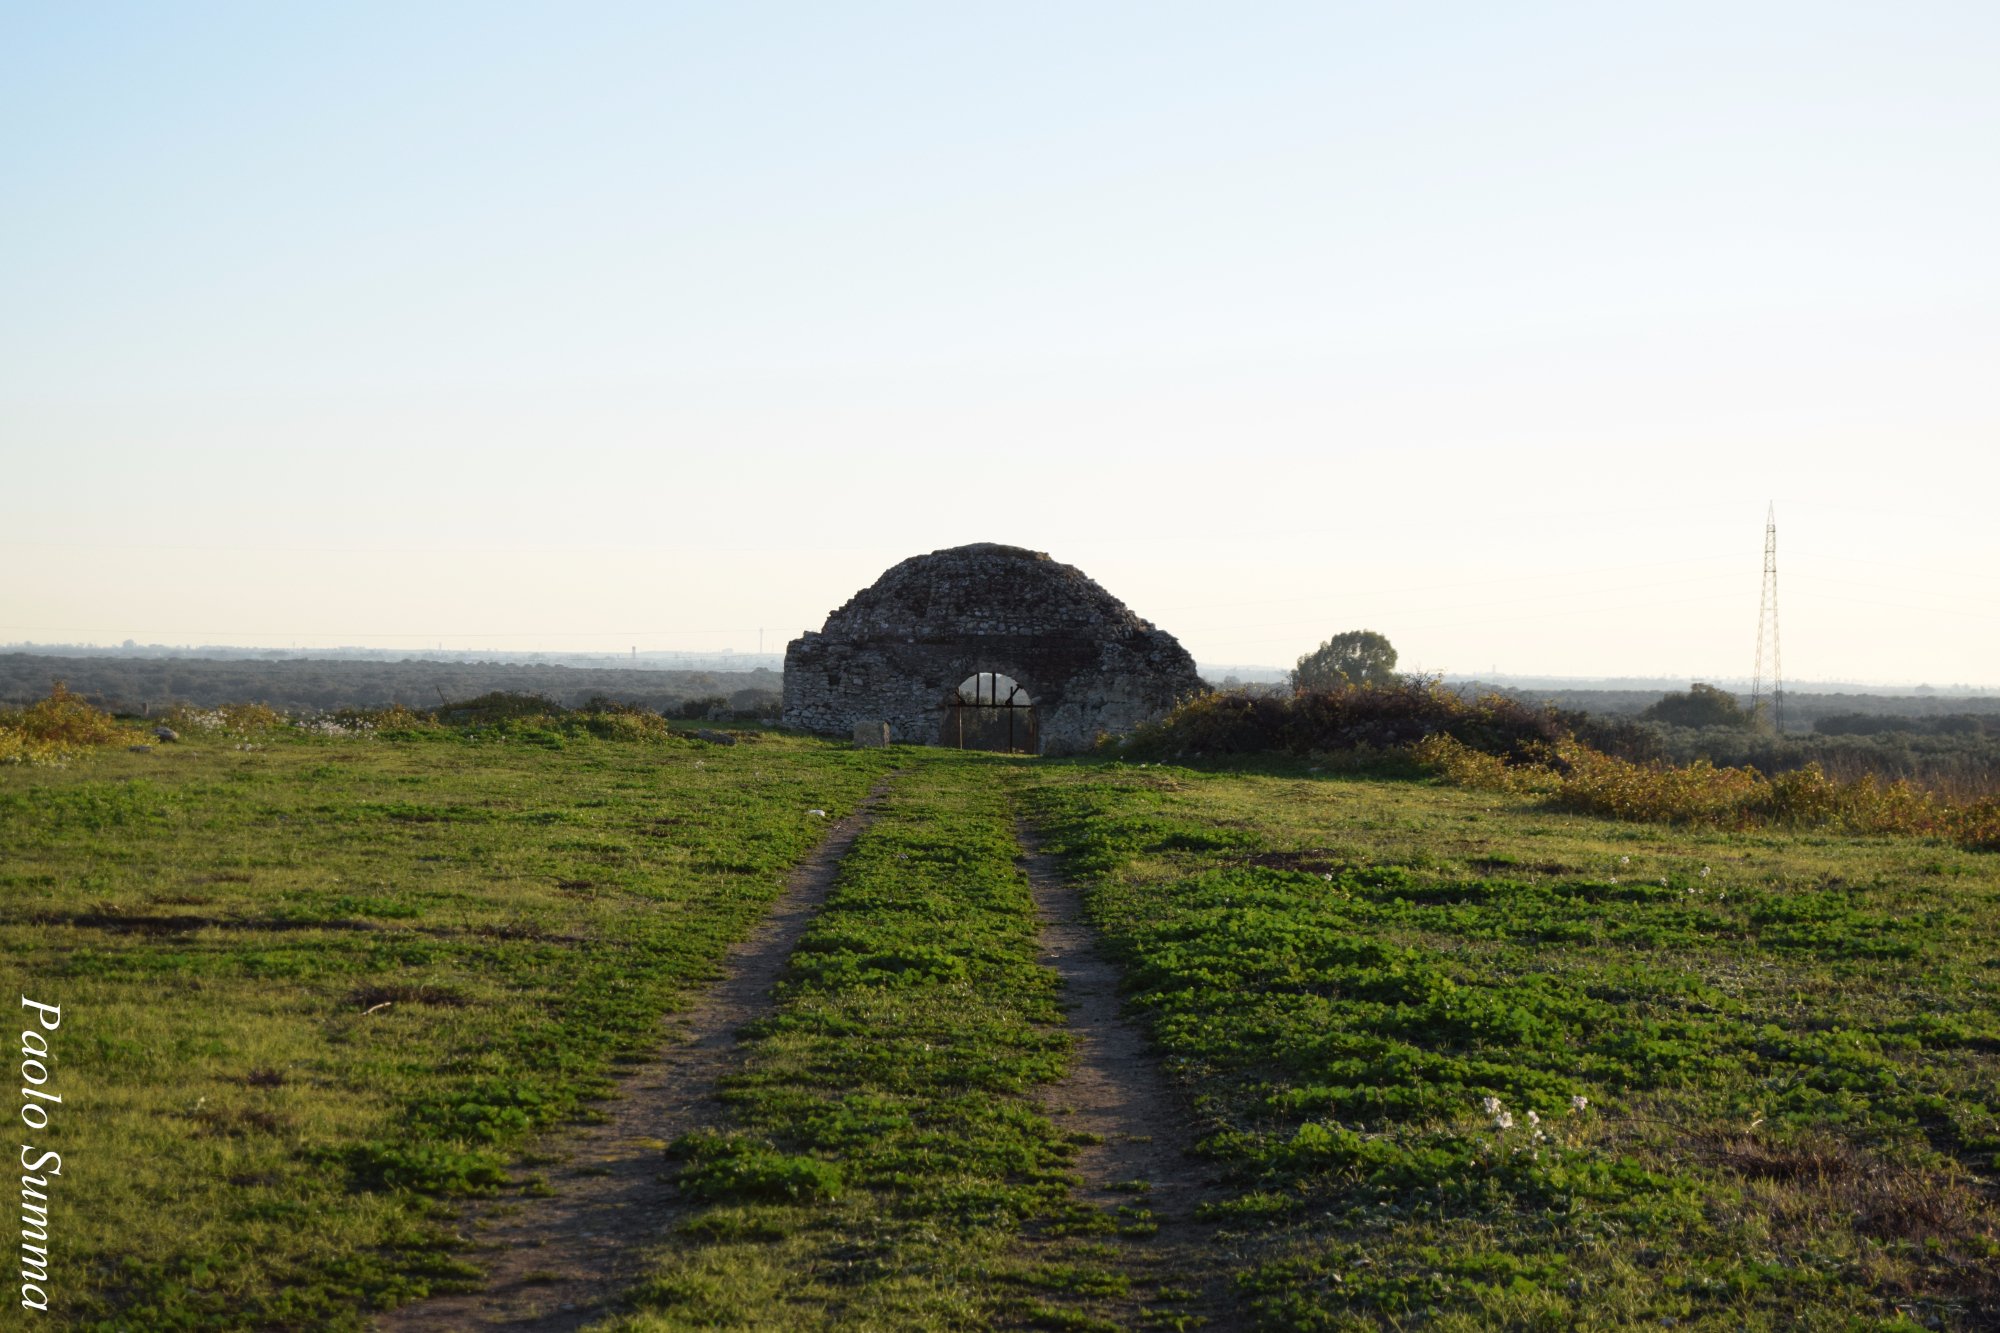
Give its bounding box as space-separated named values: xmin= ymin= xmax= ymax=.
xmin=782 ymin=543 xmax=1205 ymax=754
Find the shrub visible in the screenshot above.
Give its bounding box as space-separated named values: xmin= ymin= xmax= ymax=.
xmin=581 ymin=709 xmax=675 ymax=742
xmin=1446 ymin=742 xmax=1995 ymax=851
xmin=1548 ymin=747 xmax=1765 ymax=825
xmin=1409 ymin=734 xmax=1555 ymax=794
xmin=727 ymin=687 xmax=781 ymax=720
xmin=0 ymin=683 xmax=124 ymax=762
xmin=1120 ymin=678 xmax=1640 ymax=766
xmin=434 ymin=692 xmax=564 ymax=724
xmin=333 ymin=704 xmax=439 ymax=737
xmin=1947 ymin=800 xmax=2000 ymax=852
xmin=1128 ymin=684 xmax=1998 ymax=853
xmin=163 ymin=702 xmax=283 ymax=736
xmin=11 ymin=681 xmax=122 ymax=745
xmin=1639 ymin=682 xmax=1753 ymax=730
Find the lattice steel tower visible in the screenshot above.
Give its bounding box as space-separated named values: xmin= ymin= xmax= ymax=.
xmin=1750 ymin=503 xmax=1784 ymax=733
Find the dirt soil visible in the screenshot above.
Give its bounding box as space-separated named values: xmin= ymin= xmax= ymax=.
xmin=1017 ymin=824 xmax=1247 ymax=1330
xmin=374 ymin=787 xmax=887 ymax=1332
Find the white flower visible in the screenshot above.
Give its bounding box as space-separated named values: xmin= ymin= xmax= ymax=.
xmin=1619 ymin=855 xmax=1630 ymax=865
xmin=1526 ymin=1110 xmax=1540 ymax=1127
xmin=1570 ymin=1095 xmax=1589 ymax=1112
xmin=1699 ymin=866 xmax=1711 ymax=878
xmin=1482 ymin=1095 xmax=1503 ymax=1116
xmin=1493 ymin=1111 xmax=1514 ymax=1131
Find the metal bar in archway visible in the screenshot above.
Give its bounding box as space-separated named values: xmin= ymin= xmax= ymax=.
xmin=946 ymin=677 xmax=1035 ymax=754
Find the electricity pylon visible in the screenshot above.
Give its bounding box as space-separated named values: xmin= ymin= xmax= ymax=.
xmin=1750 ymin=503 xmax=1784 ymax=733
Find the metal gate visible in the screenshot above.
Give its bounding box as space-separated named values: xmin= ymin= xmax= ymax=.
xmin=945 ymin=672 xmax=1036 ymax=754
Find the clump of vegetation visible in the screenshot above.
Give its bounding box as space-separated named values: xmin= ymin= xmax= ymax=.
xmin=1120 ymin=677 xmax=1648 ymax=766
xmin=0 ymin=681 xmax=125 ymax=762
xmin=1421 ymin=734 xmax=2000 ymax=851
xmin=311 ymin=693 xmax=697 ymax=746
xmin=1131 ymin=684 xmax=2000 ymax=853
xmin=1640 ymin=681 xmax=1754 ymax=729
xmin=434 ymin=691 xmax=562 ymax=723
xmin=163 ymin=701 xmax=285 ymax=736
xmin=1291 ymin=629 xmax=1399 ymax=689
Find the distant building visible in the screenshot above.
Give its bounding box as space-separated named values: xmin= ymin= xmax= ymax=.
xmin=781 ymin=543 xmax=1204 ymax=754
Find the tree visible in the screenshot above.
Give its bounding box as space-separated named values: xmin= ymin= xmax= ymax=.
xmin=1639 ymin=682 xmax=1752 ymax=729
xmin=1292 ymin=630 xmax=1398 ymax=691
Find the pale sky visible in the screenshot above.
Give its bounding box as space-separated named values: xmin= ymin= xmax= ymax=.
xmin=5 ymin=3 xmax=1997 ymax=684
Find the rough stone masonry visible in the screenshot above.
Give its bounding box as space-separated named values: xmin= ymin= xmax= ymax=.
xmin=781 ymin=543 xmax=1206 ymax=754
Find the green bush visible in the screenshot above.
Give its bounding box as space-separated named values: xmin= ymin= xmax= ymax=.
xmin=1119 ymin=678 xmax=1647 ymax=766
xmin=1292 ymin=629 xmax=1398 ymax=689
xmin=1639 ymin=682 xmax=1753 ymax=729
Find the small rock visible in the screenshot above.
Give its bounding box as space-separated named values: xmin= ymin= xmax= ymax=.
xmin=127 ymin=744 xmax=154 ymax=754
xmin=693 ymin=729 xmax=737 ymax=746
xmin=154 ymin=725 xmax=179 ymax=742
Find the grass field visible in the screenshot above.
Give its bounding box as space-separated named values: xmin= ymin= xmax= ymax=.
xmin=6 ymin=719 xmax=1999 ymax=1330
xmin=1025 ymin=761 xmax=2000 ymax=1331
xmin=1 ymin=722 xmax=890 ymax=1327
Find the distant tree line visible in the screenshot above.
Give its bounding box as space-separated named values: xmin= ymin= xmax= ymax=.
xmin=1621 ymin=684 xmax=2000 ymax=794
xmin=0 ymin=654 xmax=781 ymax=718
xmin=1813 ymin=712 xmax=2000 ymax=738
xmin=1477 ymin=685 xmax=2000 ymax=733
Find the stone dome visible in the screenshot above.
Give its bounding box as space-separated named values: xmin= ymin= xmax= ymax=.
xmin=782 ymin=543 xmax=1204 ymax=754
xmin=820 ymin=543 xmax=1154 ymax=640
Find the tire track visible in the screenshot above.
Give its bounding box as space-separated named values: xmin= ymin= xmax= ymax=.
xmin=1018 ymin=821 xmax=1247 ymax=1330
xmin=374 ymin=784 xmax=889 ymax=1332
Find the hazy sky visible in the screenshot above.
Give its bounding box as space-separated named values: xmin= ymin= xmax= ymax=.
xmin=5 ymin=3 xmax=1997 ymax=683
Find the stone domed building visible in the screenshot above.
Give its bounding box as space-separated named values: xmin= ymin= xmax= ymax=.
xmin=781 ymin=543 xmax=1205 ymax=754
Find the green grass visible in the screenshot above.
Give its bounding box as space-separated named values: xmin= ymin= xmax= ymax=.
xmin=1023 ymin=760 xmax=2000 ymax=1331
xmin=10 ymin=723 xmax=2000 ymax=1330
xmin=606 ymin=755 xmax=1139 ymax=1331
xmin=1 ymin=723 xmax=891 ymax=1328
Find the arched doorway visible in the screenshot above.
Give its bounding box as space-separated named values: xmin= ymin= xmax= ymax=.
xmin=941 ymin=672 xmax=1038 ymax=753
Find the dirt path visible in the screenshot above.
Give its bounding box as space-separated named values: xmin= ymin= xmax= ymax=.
xmin=1017 ymin=823 xmax=1246 ymax=1330
xmin=375 ymin=787 xmax=887 ymax=1332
